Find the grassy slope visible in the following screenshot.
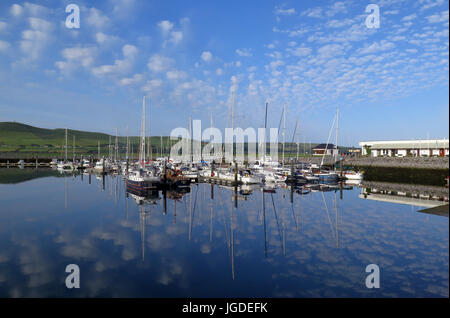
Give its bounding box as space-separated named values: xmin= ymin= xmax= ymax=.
xmin=0 ymin=122 xmax=176 ymax=157
xmin=0 ymin=122 xmax=350 ymax=158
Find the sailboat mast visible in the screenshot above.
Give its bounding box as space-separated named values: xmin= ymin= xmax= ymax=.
xmin=335 ymin=106 xmax=339 ymax=164
xmin=139 ymin=96 xmax=146 ymax=167
xmin=189 ymin=116 xmax=193 ymax=163
xmin=126 ymin=126 xmax=129 ymax=160
xmin=115 ymin=128 xmax=118 ymax=162
xmin=210 ymin=112 xmax=213 ymax=157
xmin=231 ymin=85 xmax=236 ymax=131
xmin=296 ymin=118 xmax=300 ymax=161
xmin=231 ymin=85 xmax=236 ymax=161
xmin=282 ymin=103 xmax=286 ymax=166
xmin=65 ymin=128 xmax=68 ymax=162
xmin=263 ymin=101 xmax=269 ymax=159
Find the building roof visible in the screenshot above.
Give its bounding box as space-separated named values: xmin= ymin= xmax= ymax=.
xmin=313 ymin=143 xmax=336 ymax=150
xmin=359 ymin=139 xmax=449 ymax=150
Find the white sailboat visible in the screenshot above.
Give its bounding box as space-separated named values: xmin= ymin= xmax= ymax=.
xmin=57 ymin=128 xmax=74 ymax=171
xmin=126 ymin=96 xmax=160 ymax=192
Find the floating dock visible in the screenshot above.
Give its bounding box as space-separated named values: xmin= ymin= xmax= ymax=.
xmin=199 ymin=175 xmax=242 ymax=186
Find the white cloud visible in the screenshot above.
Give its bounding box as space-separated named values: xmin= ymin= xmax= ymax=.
xmin=61 ymin=47 xmax=96 ymax=65
xmin=95 ymin=32 xmax=119 ymax=45
xmin=55 ymin=47 xmax=97 ymax=74
xmin=420 ymin=0 xmax=445 ymax=11
xmin=236 ymin=48 xmax=252 ymax=57
xmin=92 ymin=44 xmax=138 ymax=77
xmin=19 ymin=17 xmax=53 ymax=62
xmin=120 ymin=73 xmax=143 ymax=86
xmin=158 ymin=20 xmax=183 ymax=46
xmin=0 ymin=40 xmax=11 ymax=52
xmin=169 ymin=31 xmax=183 ymax=44
xmin=147 ymin=54 xmax=174 ymax=72
xmin=142 ymin=79 xmax=163 ymax=95
xmin=0 ymin=21 xmax=7 ymax=32
xmin=216 ymin=68 xmax=223 ymax=75
xmin=28 ymin=17 xmax=52 ymax=32
xmin=426 ymin=10 xmax=449 ymax=23
xmin=302 ymin=7 xmax=322 ymax=18
xmin=158 ymin=20 xmax=174 ymax=35
xmin=289 ymin=47 xmax=312 ymax=57
xmin=86 ymin=8 xmax=110 ymax=29
xmin=201 ymin=51 xmax=213 ymax=62
xmin=359 ymin=41 xmax=395 ymax=55
xmin=122 ymin=44 xmax=138 ymax=58
xmin=327 ymin=18 xmax=354 ymax=28
xmin=166 ymin=70 xmax=187 ymax=80
xmin=275 ymin=7 xmax=296 ymax=16
xmin=385 ymin=10 xmax=399 ymax=15
xmin=317 ymin=43 xmax=345 ymax=58
xmin=326 ymin=2 xmax=347 ymax=17
xmin=10 ymin=4 xmax=23 ymax=17
xmin=402 ymin=14 xmax=417 ymax=21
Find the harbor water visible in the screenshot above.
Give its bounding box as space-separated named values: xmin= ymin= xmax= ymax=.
xmin=0 ymin=169 xmax=448 ymax=297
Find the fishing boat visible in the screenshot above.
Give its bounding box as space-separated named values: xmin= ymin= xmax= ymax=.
xmin=127 ymin=168 xmax=160 ymax=191
xmin=342 ymin=170 xmax=364 ymax=180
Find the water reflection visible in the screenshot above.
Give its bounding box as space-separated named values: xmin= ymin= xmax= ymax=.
xmin=0 ymin=169 xmax=448 ymax=297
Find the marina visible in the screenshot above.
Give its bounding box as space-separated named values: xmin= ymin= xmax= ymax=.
xmin=0 ymin=0 xmax=448 ymax=306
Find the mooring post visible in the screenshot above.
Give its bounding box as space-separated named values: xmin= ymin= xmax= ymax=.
xmin=290 ymin=158 xmax=294 ymax=182
xmin=163 ymin=159 xmax=167 ymax=184
xmin=163 ymin=189 xmax=167 ymax=215
xmin=234 ymin=160 xmax=238 ymax=185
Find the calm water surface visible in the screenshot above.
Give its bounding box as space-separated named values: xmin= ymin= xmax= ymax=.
xmin=0 ymin=169 xmax=448 ymax=297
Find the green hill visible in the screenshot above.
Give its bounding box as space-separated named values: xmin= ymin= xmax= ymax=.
xmin=0 ymin=122 xmax=352 ymax=159
xmin=0 ymin=122 xmax=176 ymax=159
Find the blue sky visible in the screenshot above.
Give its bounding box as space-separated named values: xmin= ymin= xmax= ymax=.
xmin=0 ymin=0 xmax=448 ymax=146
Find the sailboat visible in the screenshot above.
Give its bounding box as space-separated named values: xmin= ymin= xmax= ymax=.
xmin=315 ymin=108 xmax=339 ymax=183
xmin=57 ymin=128 xmax=74 ymax=171
xmin=126 ymin=96 xmax=160 ymax=193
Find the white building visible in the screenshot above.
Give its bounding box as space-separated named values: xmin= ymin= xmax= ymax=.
xmin=359 ymin=139 xmax=449 ymax=157
xmin=312 ymin=143 xmax=339 ymax=156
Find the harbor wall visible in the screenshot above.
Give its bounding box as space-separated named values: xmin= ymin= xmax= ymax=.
xmin=311 ymin=156 xmax=448 ymax=186
xmin=305 ymin=155 xmax=449 ymax=170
